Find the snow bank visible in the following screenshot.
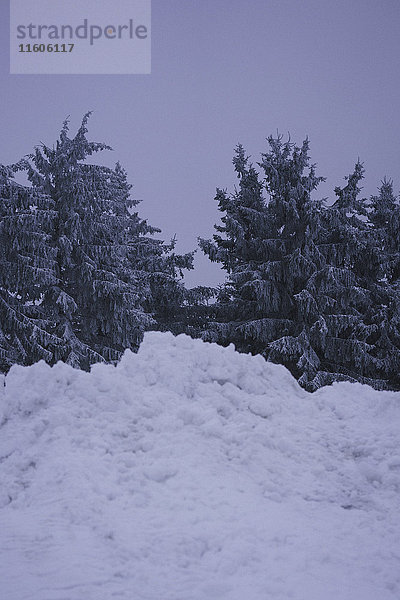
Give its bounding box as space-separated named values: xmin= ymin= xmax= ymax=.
xmin=0 ymin=332 xmax=399 ymax=600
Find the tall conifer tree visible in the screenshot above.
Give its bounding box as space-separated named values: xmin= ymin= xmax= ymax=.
xmin=1 ymin=114 xmax=193 ymax=370
xmin=0 ymin=164 xmax=62 ymax=370
xmin=200 ymin=136 xmax=400 ymax=390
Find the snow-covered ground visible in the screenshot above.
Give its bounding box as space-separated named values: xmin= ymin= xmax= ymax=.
xmin=0 ymin=332 xmax=399 ymax=600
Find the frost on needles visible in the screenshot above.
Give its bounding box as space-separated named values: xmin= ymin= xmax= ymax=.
xmin=199 ymin=136 xmax=400 ymax=391
xmin=1 ymin=121 xmax=400 ymax=391
xmin=0 ymin=113 xmax=193 ymax=371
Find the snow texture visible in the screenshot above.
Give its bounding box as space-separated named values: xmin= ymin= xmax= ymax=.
xmin=0 ymin=331 xmax=399 ymax=599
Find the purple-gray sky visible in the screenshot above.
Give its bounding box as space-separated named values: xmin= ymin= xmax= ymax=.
xmin=1 ymin=0 xmax=400 ymax=286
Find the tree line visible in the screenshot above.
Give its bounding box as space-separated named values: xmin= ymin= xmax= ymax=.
xmin=1 ymin=115 xmax=399 ymax=391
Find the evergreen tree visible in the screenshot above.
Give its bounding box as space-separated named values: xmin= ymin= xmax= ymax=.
xmin=0 ymin=164 xmax=62 ymax=370
xmin=308 ymin=163 xmax=394 ymax=389
xmin=200 ymin=136 xmax=400 ymax=390
xmin=366 ymin=179 xmax=400 ymax=387
xmin=138 ymin=234 xmax=195 ymax=333
xmin=369 ymin=178 xmax=400 ymax=284
xmin=1 ymin=113 xmax=193 ymax=371
xmin=16 ymin=114 xmax=156 ymax=368
xmin=200 ymin=137 xmax=329 ymax=387
xmin=180 ymin=285 xmax=217 ymax=338
xmin=199 ymin=143 xmax=281 ymax=354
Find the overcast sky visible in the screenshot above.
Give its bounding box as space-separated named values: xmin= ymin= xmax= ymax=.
xmin=1 ymin=0 xmax=400 ymax=287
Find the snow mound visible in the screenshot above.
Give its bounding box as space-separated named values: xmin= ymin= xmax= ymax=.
xmin=0 ymin=331 xmax=399 ymax=600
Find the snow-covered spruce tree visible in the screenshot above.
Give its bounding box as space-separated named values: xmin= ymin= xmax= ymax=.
xmin=304 ymin=162 xmax=397 ymax=389
xmin=178 ymin=285 xmax=218 ymax=338
xmin=0 ymin=164 xmax=63 ymax=370
xmin=369 ymin=178 xmax=400 ymax=285
xmin=17 ymin=113 xmax=192 ymax=369
xmin=200 ymin=136 xmax=399 ymax=390
xmin=199 ymin=137 xmax=327 ymax=385
xmin=126 ymin=229 xmax=195 ymax=334
xmin=199 ymin=143 xmax=278 ymax=354
xmin=256 ymin=136 xmax=335 ymax=389
xmin=365 ymin=179 xmax=400 ymax=387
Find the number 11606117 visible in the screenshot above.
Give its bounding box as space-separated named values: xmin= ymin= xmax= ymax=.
xmin=18 ymin=43 xmax=74 ymax=52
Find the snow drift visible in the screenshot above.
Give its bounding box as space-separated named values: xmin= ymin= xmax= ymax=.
xmin=0 ymin=332 xmax=399 ymax=600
